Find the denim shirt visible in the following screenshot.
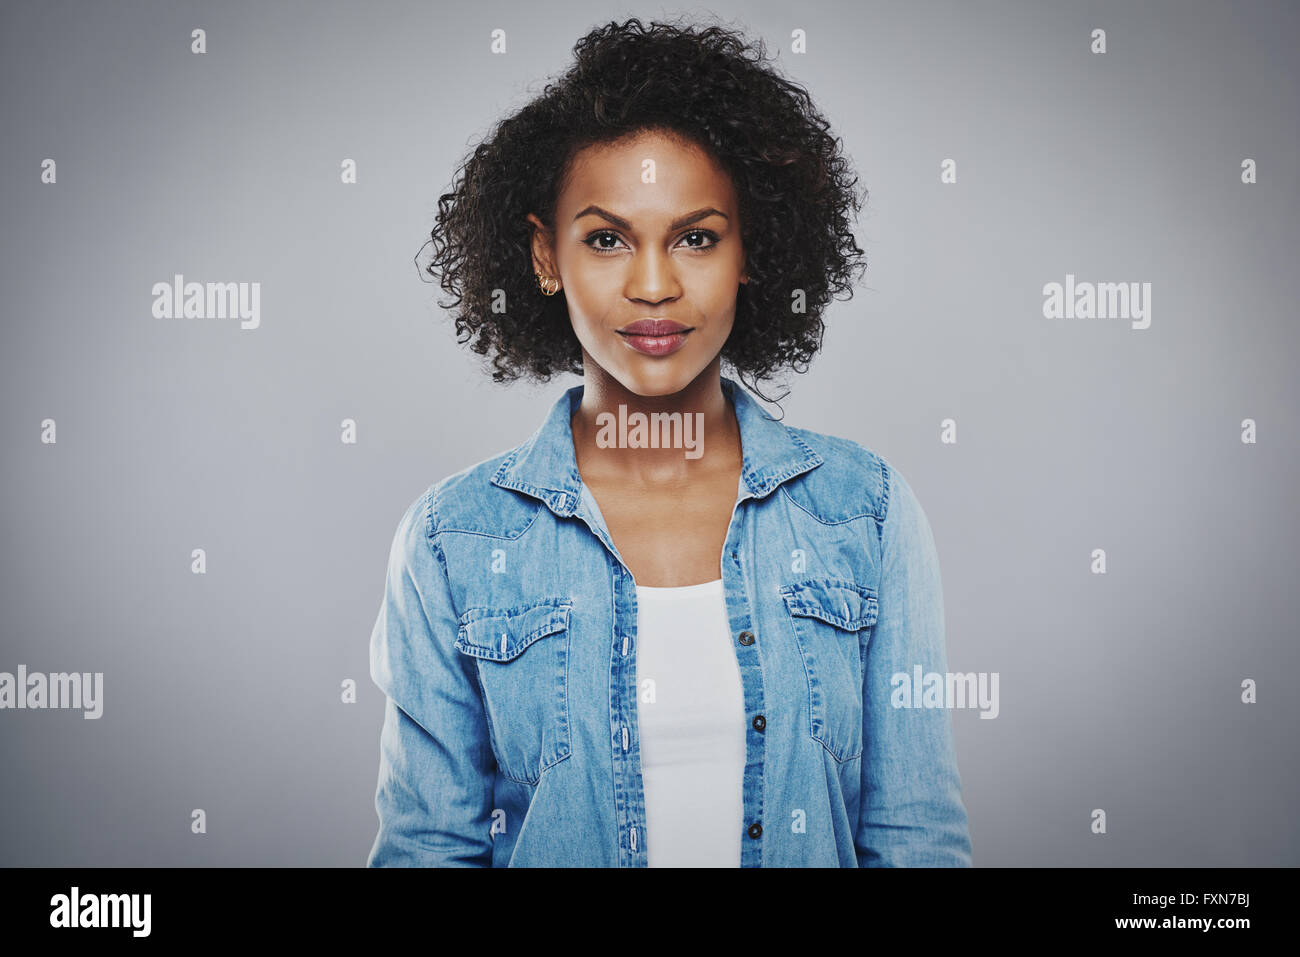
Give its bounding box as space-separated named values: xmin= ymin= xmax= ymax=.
xmin=366 ymin=376 xmax=973 ymax=867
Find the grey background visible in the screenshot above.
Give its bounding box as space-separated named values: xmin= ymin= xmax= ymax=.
xmin=1 ymin=0 xmax=1296 ymax=866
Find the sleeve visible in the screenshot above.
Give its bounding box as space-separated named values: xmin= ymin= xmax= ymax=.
xmin=365 ymin=488 xmax=497 ymax=866
xmin=856 ymin=461 xmax=974 ymax=867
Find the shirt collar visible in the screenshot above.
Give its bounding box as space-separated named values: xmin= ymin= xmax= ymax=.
xmin=490 ymin=375 xmax=824 ymax=518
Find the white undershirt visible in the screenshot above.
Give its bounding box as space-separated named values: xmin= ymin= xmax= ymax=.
xmin=634 ymin=577 xmax=746 ymax=867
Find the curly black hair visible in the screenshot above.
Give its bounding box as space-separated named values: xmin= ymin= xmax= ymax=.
xmin=421 ymin=15 xmax=867 ymax=405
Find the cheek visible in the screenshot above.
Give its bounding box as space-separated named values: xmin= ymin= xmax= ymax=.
xmin=559 ymin=276 xmax=601 ymax=330
xmin=693 ymin=278 xmax=743 ymax=327
xmin=563 ymin=262 xmax=620 ymax=315
xmin=691 ymin=252 xmax=745 ymax=301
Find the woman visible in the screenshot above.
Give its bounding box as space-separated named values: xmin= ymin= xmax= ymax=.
xmin=366 ymin=17 xmax=972 ymax=867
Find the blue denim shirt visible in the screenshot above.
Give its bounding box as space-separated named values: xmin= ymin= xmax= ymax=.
xmin=366 ymin=376 xmax=973 ymax=867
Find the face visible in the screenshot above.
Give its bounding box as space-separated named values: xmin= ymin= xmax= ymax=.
xmin=528 ymin=128 xmax=748 ymax=397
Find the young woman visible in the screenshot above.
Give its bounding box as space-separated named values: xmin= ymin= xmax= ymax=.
xmin=366 ymin=17 xmax=972 ymax=867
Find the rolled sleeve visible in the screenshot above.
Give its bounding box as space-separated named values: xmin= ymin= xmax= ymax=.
xmin=366 ymin=488 xmax=496 ymax=867
xmin=856 ymin=461 xmax=973 ymax=867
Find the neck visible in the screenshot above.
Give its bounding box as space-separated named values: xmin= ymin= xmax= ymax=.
xmin=571 ymin=360 xmax=739 ymax=485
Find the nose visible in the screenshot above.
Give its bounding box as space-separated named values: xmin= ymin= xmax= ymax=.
xmin=624 ymin=244 xmax=682 ymax=305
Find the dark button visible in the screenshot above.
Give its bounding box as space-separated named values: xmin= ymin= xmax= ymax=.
xmin=752 ymin=714 xmax=765 ymax=732
xmin=747 ymin=822 xmax=762 ymax=839
xmin=738 ymin=630 xmax=754 ymax=645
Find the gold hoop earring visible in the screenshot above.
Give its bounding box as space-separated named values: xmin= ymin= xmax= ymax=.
xmin=535 ymin=271 xmax=561 ymax=296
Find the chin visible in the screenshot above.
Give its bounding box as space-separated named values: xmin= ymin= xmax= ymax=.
xmin=609 ymin=361 xmax=700 ymax=398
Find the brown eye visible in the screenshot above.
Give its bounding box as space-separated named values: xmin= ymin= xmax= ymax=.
xmin=678 ymin=229 xmax=719 ymax=249
xmin=583 ymin=230 xmax=627 ymax=253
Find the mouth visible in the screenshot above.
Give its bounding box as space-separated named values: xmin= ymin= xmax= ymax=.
xmin=616 ymin=318 xmax=694 ymax=357
xmin=619 ymin=318 xmax=692 ymax=337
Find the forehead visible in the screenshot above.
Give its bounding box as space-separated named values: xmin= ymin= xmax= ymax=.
xmin=558 ymin=130 xmax=737 ymax=215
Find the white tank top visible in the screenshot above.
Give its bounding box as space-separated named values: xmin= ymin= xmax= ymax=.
xmin=633 ymin=577 xmax=747 ymax=867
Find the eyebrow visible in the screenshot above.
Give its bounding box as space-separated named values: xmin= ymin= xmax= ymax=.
xmin=572 ymin=205 xmax=729 ymax=231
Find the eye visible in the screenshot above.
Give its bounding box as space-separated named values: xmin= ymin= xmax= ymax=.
xmin=583 ymin=230 xmax=628 ymax=254
xmin=677 ymin=229 xmax=719 ymax=250
xmin=581 ymin=227 xmax=721 ymax=255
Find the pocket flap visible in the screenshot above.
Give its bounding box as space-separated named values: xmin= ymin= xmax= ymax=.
xmin=455 ymin=599 xmax=572 ymax=662
xmin=781 ymin=579 xmax=878 ymax=631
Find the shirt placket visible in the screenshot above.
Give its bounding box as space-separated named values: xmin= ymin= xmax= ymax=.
xmin=570 ymin=490 xmax=646 ymax=866
xmin=721 ymin=486 xmax=767 ymax=867
xmin=611 ymin=562 xmax=642 ymax=865
xmin=576 ymin=479 xmax=767 ymax=867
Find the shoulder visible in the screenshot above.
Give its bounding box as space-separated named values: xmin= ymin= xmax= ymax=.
xmin=411 ymin=447 xmax=543 ymax=538
xmin=780 ymin=423 xmax=914 ymax=527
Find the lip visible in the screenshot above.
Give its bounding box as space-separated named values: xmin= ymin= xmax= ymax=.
xmin=619 ymin=330 xmax=691 ymax=356
xmin=618 ymin=318 xmax=692 ymax=336
xmin=616 ymin=318 xmax=694 ymax=357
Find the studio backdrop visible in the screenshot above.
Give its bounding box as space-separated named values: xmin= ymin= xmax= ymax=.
xmin=1 ymin=0 xmax=1297 ymax=866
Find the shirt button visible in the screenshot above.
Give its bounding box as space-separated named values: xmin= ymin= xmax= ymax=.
xmin=747 ymin=822 xmax=762 ymax=839
xmin=738 ymin=630 xmax=754 ymax=645
xmin=752 ymin=714 xmax=765 ymax=732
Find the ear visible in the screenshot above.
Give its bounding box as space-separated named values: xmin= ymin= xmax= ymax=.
xmin=526 ymin=213 xmax=558 ymax=279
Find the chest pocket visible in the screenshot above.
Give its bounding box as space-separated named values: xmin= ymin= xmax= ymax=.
xmin=455 ymin=598 xmax=573 ymax=786
xmin=780 ymin=578 xmax=878 ymax=763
